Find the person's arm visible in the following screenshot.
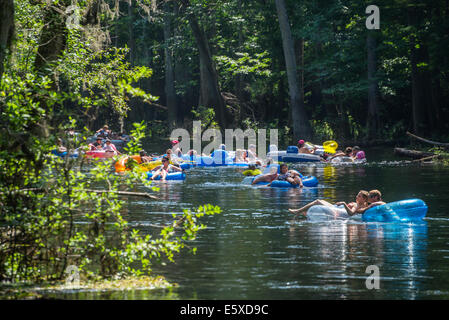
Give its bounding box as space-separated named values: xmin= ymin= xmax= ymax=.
xmin=352 ymin=203 xmax=382 ymax=215
xmin=335 ymin=201 xmax=359 ymax=216
xmin=297 ymin=176 xmax=304 ymax=188
xmin=112 ymin=144 xmax=121 ymax=155
xmin=369 ymin=201 xmax=386 ymax=207
xmin=170 ymin=165 xmax=183 ymax=172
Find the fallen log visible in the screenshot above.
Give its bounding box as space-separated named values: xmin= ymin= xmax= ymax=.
xmin=394 ymin=147 xmax=435 ymax=159
xmin=85 ymin=189 xmax=158 ymax=200
xmin=406 ymin=131 xmax=449 ymax=147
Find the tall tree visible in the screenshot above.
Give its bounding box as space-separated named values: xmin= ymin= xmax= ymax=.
xmin=164 ymin=0 xmax=178 ymax=129
xmin=408 ymin=6 xmax=431 ymax=135
xmin=366 ymin=31 xmax=379 ymax=138
xmin=0 ymin=0 xmax=15 ymax=82
xmin=34 ymin=1 xmax=71 ymax=73
xmin=178 ymin=0 xmax=228 ymax=130
xmin=274 ymin=0 xmax=312 ymax=141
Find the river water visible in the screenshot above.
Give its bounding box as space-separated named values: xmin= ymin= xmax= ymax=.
xmin=52 ymin=147 xmax=449 ymax=300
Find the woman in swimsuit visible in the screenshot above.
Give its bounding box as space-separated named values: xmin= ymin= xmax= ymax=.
xmin=150 ymin=157 xmax=183 ymax=181
xmin=289 ymin=190 xmax=369 ymax=217
xmin=267 ymin=164 xmax=303 ymax=187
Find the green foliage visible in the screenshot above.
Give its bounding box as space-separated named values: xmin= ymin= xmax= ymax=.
xmin=191 ymin=106 xmax=218 ymax=129
xmin=429 ymin=147 xmax=449 ymax=165
xmin=215 ymin=51 xmax=272 ymax=88
xmin=310 ymin=120 xmax=336 ymax=142
xmin=0 ymin=0 xmax=221 ymax=285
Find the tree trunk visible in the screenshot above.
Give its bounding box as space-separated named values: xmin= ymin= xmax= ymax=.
xmin=34 ymin=2 xmax=70 ymax=73
xmin=408 ymin=8 xmax=430 ymax=136
xmin=366 ymin=32 xmax=379 ymax=138
xmin=235 ymin=0 xmax=244 ymax=102
xmin=164 ymin=1 xmax=177 ymax=130
xmin=310 ymin=43 xmax=325 ymax=117
xmin=128 ymin=1 xmax=135 ymax=64
xmin=274 ymin=0 xmax=312 ymax=141
xmin=188 ymin=12 xmax=228 ymax=129
xmin=0 ymin=0 xmax=15 ymax=82
xmin=296 ymin=38 xmax=305 ymax=104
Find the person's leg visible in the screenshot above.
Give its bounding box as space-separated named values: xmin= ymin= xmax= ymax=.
xmin=286 ymin=177 xmax=297 ymax=185
xmin=151 ymin=170 xmax=161 ymax=180
xmin=289 ymin=199 xmax=333 ymax=215
xmin=161 ymin=170 xmax=167 ymax=181
xmin=252 ymin=173 xmax=275 ymax=185
xmin=295 ymin=176 xmax=304 ymax=187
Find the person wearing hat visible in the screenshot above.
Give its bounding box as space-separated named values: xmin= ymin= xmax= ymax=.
xmin=90 ymin=137 xmax=104 ymax=151
xmin=103 ymin=139 xmax=120 ymax=155
xmin=297 ymin=139 xmax=316 ymax=154
xmin=96 ymin=125 xmax=111 ymax=138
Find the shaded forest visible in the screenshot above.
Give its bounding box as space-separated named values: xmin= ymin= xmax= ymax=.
xmin=1 ymin=0 xmax=449 ymax=144
xmin=108 ymin=0 xmax=449 ymax=144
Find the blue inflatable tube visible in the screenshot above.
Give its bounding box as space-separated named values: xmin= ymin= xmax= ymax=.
xmin=362 ymin=199 xmax=427 ymax=222
xmin=51 ymin=149 xmax=78 ymax=158
xmin=250 ymin=174 xmax=318 ymax=188
xmin=147 ymin=172 xmax=186 ymax=181
xmin=269 ymin=176 xmax=318 ymax=188
xmin=180 ymin=154 xmax=249 ymax=167
xmin=179 ymin=162 xmax=195 ymax=170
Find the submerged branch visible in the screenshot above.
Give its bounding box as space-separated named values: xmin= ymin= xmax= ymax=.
xmin=406 ymin=131 xmax=449 ymax=147
xmin=1 ymin=188 xmax=158 ymax=200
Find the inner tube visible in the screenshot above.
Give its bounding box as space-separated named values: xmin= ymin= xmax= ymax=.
xmin=114 ymin=155 xmax=142 ymax=172
xmin=180 ymin=154 xmax=248 ymax=167
xmin=250 ymin=174 xmax=318 ymax=188
xmin=147 ymin=172 xmax=186 ymax=181
xmin=362 ymin=199 xmax=427 ymax=222
xmin=179 ymin=162 xmax=195 ymax=170
xmin=242 ymin=169 xmax=262 ymax=176
xmin=85 ymin=150 xmax=117 ymax=159
xmin=306 ymin=205 xmax=349 ymax=220
xmin=88 ymin=136 xmax=130 ymax=145
xmin=323 ymin=140 xmax=338 ymax=154
xmin=267 ymin=148 xmax=321 ymax=163
xmin=269 ymin=176 xmax=318 ymax=188
xmin=330 ymin=156 xmax=354 ymax=163
xmin=51 ymin=150 xmax=78 ymax=158
xmin=139 ymin=160 xmax=163 ymax=171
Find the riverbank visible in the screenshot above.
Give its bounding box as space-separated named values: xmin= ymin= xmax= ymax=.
xmin=0 ymin=276 xmax=174 ymax=300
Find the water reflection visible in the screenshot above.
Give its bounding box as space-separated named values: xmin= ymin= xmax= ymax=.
xmin=287 ymin=217 xmax=428 ymax=299
xmin=365 ymin=222 xmax=428 ymax=299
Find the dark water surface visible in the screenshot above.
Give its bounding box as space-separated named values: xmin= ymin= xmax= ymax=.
xmin=54 ymin=147 xmax=449 ymax=299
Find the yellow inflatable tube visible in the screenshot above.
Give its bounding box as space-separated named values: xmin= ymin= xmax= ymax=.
xmin=242 ymin=169 xmax=262 ymax=176
xmin=323 ymin=140 xmax=338 ymax=154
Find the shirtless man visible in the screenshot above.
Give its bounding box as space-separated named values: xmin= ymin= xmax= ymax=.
xmin=297 ymin=140 xmax=316 ymax=154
